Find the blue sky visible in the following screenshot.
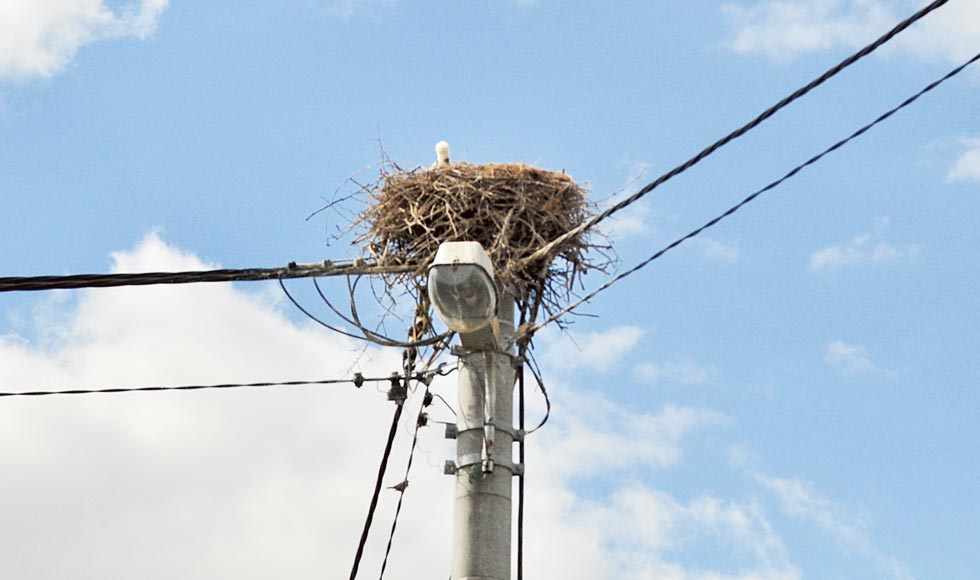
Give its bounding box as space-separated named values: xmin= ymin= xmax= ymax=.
xmin=1 ymin=1 xmax=978 ymax=579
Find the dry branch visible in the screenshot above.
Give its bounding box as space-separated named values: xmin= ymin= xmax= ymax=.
xmin=352 ymin=161 xmax=614 ymax=324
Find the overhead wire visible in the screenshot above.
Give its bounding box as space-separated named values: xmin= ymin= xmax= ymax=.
xmin=0 ymin=260 xmax=413 ymax=293
xmin=346 ymin=294 xmax=451 ymax=580
xmin=0 ymin=366 xmax=460 ymax=399
xmin=377 ymin=375 xmax=434 ymax=579
xmin=349 ymin=381 xmax=406 ymax=580
xmin=378 ymin=302 xmax=451 ymax=578
xmin=522 ymin=0 xmax=952 ymax=266
xmin=524 ymin=349 xmax=551 ymax=434
xmin=278 ymin=278 xmax=451 ymax=348
xmin=524 ymin=49 xmax=980 ymax=337
xmin=1 ymin=376 xmax=360 ymax=399
xmin=516 ymin=309 xmax=528 ymax=580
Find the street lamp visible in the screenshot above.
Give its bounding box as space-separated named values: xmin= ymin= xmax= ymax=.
xmin=428 ymin=241 xmax=517 ymax=580
xmin=427 ymin=241 xmax=498 ymax=339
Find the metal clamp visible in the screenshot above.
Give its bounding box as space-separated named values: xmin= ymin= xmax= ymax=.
xmin=456 ymin=452 xmax=524 ymax=476
xmin=454 ymin=425 xmax=519 ymax=441
xmin=444 ymin=423 xmax=458 ymax=439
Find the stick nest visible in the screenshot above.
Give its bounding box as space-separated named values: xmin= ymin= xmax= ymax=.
xmin=353 ymin=162 xmax=613 ymax=319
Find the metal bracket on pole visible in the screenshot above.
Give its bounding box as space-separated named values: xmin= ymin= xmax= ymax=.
xmin=482 ymin=352 xmax=496 ymax=474
xmin=455 ymin=453 xmax=523 ymax=476
xmin=444 ymin=423 xmax=458 ymax=439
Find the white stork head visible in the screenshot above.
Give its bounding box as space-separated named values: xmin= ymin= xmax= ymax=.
xmin=434 ymin=141 xmax=450 ymax=168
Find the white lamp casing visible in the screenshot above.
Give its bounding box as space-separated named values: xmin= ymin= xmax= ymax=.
xmin=427 ymin=241 xmax=498 ymax=335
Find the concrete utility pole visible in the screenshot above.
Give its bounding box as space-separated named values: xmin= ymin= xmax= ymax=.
xmin=448 ymin=295 xmax=519 ymax=580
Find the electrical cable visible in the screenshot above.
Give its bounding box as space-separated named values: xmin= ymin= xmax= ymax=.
xmin=525 ymin=49 xmax=980 ymax=337
xmin=516 ymin=336 xmax=528 ymax=580
xmin=522 ymin=0 xmax=952 ymax=266
xmin=312 ymin=277 xmax=450 ymax=349
xmin=0 ymin=260 xmax=413 ymax=293
xmin=349 ymin=394 xmax=404 ymax=580
xmin=525 ymin=350 xmax=551 ymax=435
xmin=279 ymin=279 xmax=451 ymax=348
xmin=378 ymin=385 xmax=428 ymax=579
xmin=430 ymin=392 xmax=457 ymax=418
xmin=0 ymin=377 xmax=362 ymax=399
xmin=0 ymin=367 xmax=456 ymax=399
xmin=378 ymin=327 xmax=449 ymax=578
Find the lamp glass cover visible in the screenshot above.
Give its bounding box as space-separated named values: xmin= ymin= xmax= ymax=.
xmin=427 ymin=264 xmax=497 ymax=333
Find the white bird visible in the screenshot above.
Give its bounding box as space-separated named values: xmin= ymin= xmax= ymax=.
xmin=432 ymin=140 xmax=450 ymax=168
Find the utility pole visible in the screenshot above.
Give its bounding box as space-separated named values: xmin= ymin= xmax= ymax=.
xmin=447 ymin=295 xmax=519 ymax=580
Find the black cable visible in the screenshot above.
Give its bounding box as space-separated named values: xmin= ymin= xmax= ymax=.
xmin=525 ymin=350 xmax=551 ymax=434
xmin=278 ymin=279 xmax=452 ymax=349
xmin=0 ymin=260 xmax=413 ymax=293
xmin=523 ymin=0 xmax=951 ymax=265
xmin=279 ymin=278 xmax=376 ymax=342
xmin=527 ymin=49 xmax=980 ymax=336
xmin=350 ymin=399 xmax=404 ymax=580
xmin=0 ymin=377 xmax=367 ymax=398
xmin=0 ymin=366 xmax=454 ymax=399
xmin=378 ymin=338 xmax=449 ymax=578
xmin=516 ymin=350 xmax=527 ymax=580
xmin=378 ymin=386 xmax=427 ymax=579
xmin=313 ymin=277 xmax=450 ymax=349
xmin=430 ymin=392 xmax=457 ymax=418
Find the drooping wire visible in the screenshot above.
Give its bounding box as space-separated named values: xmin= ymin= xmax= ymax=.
xmin=524 ymin=349 xmax=551 ymax=435
xmin=524 ymin=49 xmax=980 ymax=337
xmin=0 ymin=260 xmax=413 ymax=293
xmin=522 ymin=0 xmax=952 ymax=266
xmin=430 ymin=392 xmax=457 ymax=418
xmin=279 ymin=278 xmax=450 ymax=348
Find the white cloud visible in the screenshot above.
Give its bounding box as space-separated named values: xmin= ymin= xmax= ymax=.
xmin=603 ymin=162 xmax=655 ymax=240
xmin=723 ymin=0 xmax=980 ymax=64
xmin=0 ymin=0 xmax=168 ymax=80
xmin=634 ymin=358 xmax=716 ymax=385
xmin=0 ymin=234 xmax=805 ymax=579
xmin=824 ymin=339 xmax=883 ymax=375
xmin=809 ymin=217 xmax=921 ymax=271
xmin=723 ymin=0 xmax=894 ymax=61
xmin=539 ymin=325 xmax=645 ymax=372
xmin=323 ymin=0 xmax=399 ymax=19
xmin=946 ymin=138 xmax=980 ymax=182
xmin=750 ymin=471 xmax=914 ymax=580
xmin=537 ymin=393 xmax=730 ymax=480
xmin=526 ymin=389 xmax=794 ymax=579
xmin=690 ymin=237 xmax=741 ymax=263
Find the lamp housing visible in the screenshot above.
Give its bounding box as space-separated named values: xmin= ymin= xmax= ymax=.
xmin=427 ymin=242 xmax=497 ymax=334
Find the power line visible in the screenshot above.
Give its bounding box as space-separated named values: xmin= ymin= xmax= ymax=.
xmin=0 ymin=366 xmax=455 ymax=399
xmin=526 ymin=49 xmax=980 ymax=336
xmin=0 ymin=260 xmax=413 ymax=293
xmin=378 ymin=384 xmax=431 ymax=579
xmin=523 ymin=0 xmax=951 ymax=266
xmin=349 ymin=388 xmax=405 ymax=580
xmin=516 ymin=348 xmax=527 ymax=580
xmin=278 ymin=278 xmax=452 ymax=348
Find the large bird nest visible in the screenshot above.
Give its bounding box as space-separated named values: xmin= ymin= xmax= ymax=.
xmin=352 ymin=161 xmax=614 ymax=325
